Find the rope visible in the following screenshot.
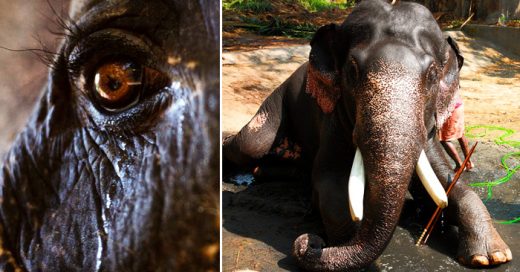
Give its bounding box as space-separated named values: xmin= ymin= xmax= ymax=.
xmin=465 ymin=125 xmax=520 ymax=224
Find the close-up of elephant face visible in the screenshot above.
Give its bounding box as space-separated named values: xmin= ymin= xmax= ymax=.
xmin=0 ymin=0 xmax=219 ymax=271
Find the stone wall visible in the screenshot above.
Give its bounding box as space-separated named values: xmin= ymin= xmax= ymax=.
xmin=407 ymin=0 xmax=520 ymax=22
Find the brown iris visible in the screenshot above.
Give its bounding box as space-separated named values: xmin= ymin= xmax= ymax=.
xmin=93 ymin=61 xmax=142 ymax=109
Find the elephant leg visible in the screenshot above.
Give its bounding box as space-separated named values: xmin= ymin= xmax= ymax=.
xmin=422 ymin=139 xmax=512 ymax=266
xmin=312 ymin=121 xmax=357 ymax=244
xmin=314 ymin=173 xmax=357 ymax=244
xmin=223 ymin=85 xmax=287 ymax=166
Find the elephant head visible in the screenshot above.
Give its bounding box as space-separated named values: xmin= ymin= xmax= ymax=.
xmin=0 ymin=0 xmax=219 ymax=270
xmin=294 ymin=0 xmax=464 ymax=269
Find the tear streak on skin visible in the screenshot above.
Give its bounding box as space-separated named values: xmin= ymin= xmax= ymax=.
xmin=247 ymin=112 xmax=268 ymax=132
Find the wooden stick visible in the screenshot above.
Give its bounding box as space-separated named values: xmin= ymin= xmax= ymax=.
xmin=422 ymin=177 xmax=452 ymax=245
xmin=416 ymin=142 xmax=478 ymax=246
xmin=420 ymin=142 xmax=478 ymax=245
xmin=415 ymin=196 xmax=444 ymax=245
xmin=460 ymin=13 xmax=474 ymax=29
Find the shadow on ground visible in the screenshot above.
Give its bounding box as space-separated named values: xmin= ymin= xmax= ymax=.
xmin=223 ymin=143 xmax=519 ymax=271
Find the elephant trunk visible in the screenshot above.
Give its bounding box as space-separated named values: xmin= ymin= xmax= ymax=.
xmin=294 ymin=57 xmax=427 ymax=271
xmin=294 ymin=139 xmax=422 ymax=271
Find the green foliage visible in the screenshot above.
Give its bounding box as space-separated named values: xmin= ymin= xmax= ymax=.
xmin=498 ymin=13 xmax=507 ymax=25
xmin=223 ymin=0 xmax=273 ymax=12
xmin=240 ymin=17 xmax=318 ymax=39
xmin=298 ymin=0 xmax=355 ymax=12
xmin=224 ymin=0 xmax=358 ymax=40
xmin=445 ymin=19 xmax=464 ymax=29
xmin=224 ymin=0 xmax=355 ymax=13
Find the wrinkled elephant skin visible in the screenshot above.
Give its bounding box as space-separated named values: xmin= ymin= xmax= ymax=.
xmin=0 ymin=0 xmax=219 ymax=271
xmin=223 ymin=0 xmax=511 ymax=270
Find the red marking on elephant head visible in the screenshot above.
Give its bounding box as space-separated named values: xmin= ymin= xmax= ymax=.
xmin=306 ymin=64 xmax=341 ymax=113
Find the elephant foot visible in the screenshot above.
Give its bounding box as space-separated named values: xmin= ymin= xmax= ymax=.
xmin=457 ymin=222 xmax=512 ymax=267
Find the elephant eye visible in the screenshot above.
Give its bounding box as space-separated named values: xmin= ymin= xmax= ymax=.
xmin=92 ymin=60 xmax=168 ymax=112
xmin=426 ymin=62 xmax=439 ymax=85
xmin=348 ymin=56 xmax=360 ymax=82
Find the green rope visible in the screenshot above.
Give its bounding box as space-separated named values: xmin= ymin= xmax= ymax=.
xmin=497 ymin=217 xmax=520 ymax=225
xmin=465 ymin=125 xmax=520 ymax=224
xmin=466 ymin=125 xmax=520 ymax=148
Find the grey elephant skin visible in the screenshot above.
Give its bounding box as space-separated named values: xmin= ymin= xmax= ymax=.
xmin=223 ymin=0 xmax=512 ymax=270
xmin=0 ymin=0 xmax=219 ymax=271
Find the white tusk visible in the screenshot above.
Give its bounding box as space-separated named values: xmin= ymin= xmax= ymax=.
xmin=416 ymin=150 xmax=448 ymax=208
xmin=348 ymin=148 xmax=365 ymax=222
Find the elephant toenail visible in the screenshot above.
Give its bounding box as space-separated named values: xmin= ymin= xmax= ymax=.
xmin=490 ymin=252 xmax=506 ymax=264
xmin=471 ymin=255 xmax=489 ymax=266
xmin=506 ymin=248 xmax=513 ymax=261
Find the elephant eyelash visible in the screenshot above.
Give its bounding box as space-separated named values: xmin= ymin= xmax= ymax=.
xmin=0 ymin=11 xmax=84 ymax=72
xmin=38 ymin=1 xmax=86 ymax=70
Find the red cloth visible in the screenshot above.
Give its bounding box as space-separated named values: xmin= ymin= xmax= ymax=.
xmin=439 ymin=102 xmax=465 ymax=141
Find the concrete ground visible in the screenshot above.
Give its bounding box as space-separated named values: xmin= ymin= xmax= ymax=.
xmin=222 ymin=31 xmax=520 ymax=271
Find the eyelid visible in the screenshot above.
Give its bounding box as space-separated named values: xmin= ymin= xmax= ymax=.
xmin=65 ymin=29 xmax=172 ymax=116
xmin=67 ymin=28 xmax=163 ymax=76
xmin=66 ymin=29 xmax=171 ymax=99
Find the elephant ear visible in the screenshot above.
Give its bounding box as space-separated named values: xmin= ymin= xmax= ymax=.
xmin=435 ymin=36 xmax=464 ymax=129
xmin=306 ymin=24 xmax=344 ymax=113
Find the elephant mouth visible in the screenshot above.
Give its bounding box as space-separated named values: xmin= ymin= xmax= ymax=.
xmin=348 ymin=148 xmax=448 ymax=222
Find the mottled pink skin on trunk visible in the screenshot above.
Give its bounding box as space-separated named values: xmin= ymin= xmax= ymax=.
xmin=294 ymin=60 xmax=427 ymax=271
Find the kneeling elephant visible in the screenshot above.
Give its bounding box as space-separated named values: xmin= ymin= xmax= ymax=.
xmin=224 ymin=0 xmax=512 ymax=270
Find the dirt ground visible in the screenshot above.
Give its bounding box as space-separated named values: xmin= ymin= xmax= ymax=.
xmin=222 ymin=31 xmax=520 ymax=271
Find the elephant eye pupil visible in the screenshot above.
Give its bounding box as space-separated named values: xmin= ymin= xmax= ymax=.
xmin=107 ymin=76 xmax=122 ymax=91
xmin=90 ymin=59 xmax=171 ymax=113
xmin=93 ymin=61 xmax=143 ymax=111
